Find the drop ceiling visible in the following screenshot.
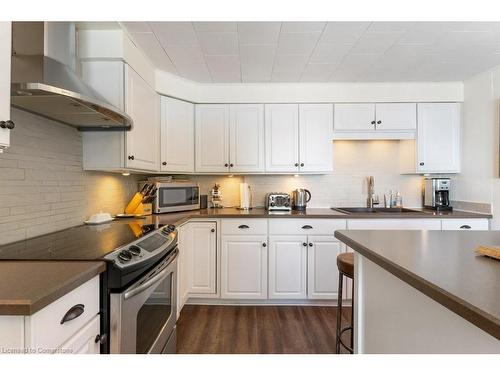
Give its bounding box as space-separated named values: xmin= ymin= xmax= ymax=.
xmin=121 ymin=22 xmax=500 ymax=83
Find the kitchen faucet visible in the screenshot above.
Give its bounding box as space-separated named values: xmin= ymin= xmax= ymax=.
xmin=367 ymin=176 xmax=379 ymax=208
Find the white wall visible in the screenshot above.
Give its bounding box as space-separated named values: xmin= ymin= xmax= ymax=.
xmin=453 ymin=66 xmax=500 ymax=228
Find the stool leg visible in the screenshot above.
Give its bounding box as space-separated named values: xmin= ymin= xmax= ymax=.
xmin=336 ymin=271 xmax=343 ymax=354
xmin=350 ymin=278 xmax=354 ymax=352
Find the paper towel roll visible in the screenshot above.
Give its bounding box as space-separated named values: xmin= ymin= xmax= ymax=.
xmin=239 ymin=183 xmax=251 ymax=209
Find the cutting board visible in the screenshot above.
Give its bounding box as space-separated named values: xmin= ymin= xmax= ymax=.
xmin=475 ymin=245 xmax=500 ymax=260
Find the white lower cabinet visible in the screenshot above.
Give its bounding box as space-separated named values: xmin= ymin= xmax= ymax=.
xmin=441 ymin=219 xmax=489 ymax=231
xmin=307 ymin=236 xmax=343 ymax=300
xmin=268 ymin=236 xmax=308 ymax=299
xmin=186 ymin=222 xmax=217 ymax=296
xmin=221 ymin=235 xmax=268 ymax=299
xmin=59 ymin=315 xmax=100 ymax=354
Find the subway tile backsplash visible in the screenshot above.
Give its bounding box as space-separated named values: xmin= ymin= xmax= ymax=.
xmin=0 ymin=109 xmax=138 ymax=245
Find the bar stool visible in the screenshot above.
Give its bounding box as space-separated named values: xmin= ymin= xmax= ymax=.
xmin=336 ymin=252 xmax=354 ymax=354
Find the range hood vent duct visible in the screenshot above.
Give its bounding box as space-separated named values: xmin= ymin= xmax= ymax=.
xmin=10 ymin=22 xmax=132 ymax=131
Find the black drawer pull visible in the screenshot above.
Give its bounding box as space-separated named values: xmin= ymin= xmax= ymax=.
xmin=301 ymin=225 xmax=313 ymax=229
xmin=308 ymin=243 xmax=313 ymax=247
xmin=302 ymin=242 xmax=307 ymax=247
xmin=60 ymin=304 xmax=85 ymax=324
xmin=262 ymin=242 xmax=267 ymax=247
xmin=460 ymin=225 xmax=471 ymax=229
xmin=238 ymin=225 xmax=249 ymax=229
xmin=211 ymin=228 xmax=215 ymax=233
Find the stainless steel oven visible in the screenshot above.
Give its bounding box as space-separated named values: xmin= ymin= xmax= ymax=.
xmin=153 ymin=182 xmax=200 ymax=213
xmin=110 ymin=248 xmax=178 ymax=354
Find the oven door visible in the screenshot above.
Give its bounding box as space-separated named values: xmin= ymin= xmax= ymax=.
xmin=110 ymin=249 xmax=178 ymax=354
xmin=155 ymin=184 xmax=200 ymax=213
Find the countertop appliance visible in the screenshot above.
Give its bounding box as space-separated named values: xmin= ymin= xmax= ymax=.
xmin=10 ymin=22 xmax=132 ymax=130
xmin=265 ymin=193 xmax=291 ymax=211
xmin=238 ymin=183 xmax=252 ymax=210
xmin=424 ymin=178 xmax=452 ymax=211
xmin=292 ymin=189 xmax=311 ymax=211
xmin=152 ymin=181 xmax=200 ymax=214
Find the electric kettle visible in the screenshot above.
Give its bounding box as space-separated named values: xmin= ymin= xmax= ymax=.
xmin=292 ymin=188 xmax=311 ymax=211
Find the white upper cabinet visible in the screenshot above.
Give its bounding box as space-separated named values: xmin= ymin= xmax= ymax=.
xmin=416 ymin=103 xmax=461 ymax=173
xmin=161 ymin=97 xmax=194 ymax=172
xmin=229 ymin=104 xmax=265 ymax=172
xmin=125 ymin=65 xmax=160 ymax=170
xmin=334 ymin=103 xmax=375 ymax=131
xmin=81 ymin=61 xmax=160 ymax=172
xmin=195 ymin=104 xmax=230 ymax=173
xmin=265 ymin=104 xmax=300 ymax=172
xmin=333 ymin=103 xmax=416 ymax=140
xmin=299 ymin=104 xmax=333 ymax=172
xmin=0 ymin=22 xmax=11 ymax=152
xmin=375 ymin=103 xmax=416 ymax=131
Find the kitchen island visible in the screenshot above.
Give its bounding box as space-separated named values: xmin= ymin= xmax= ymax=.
xmin=335 ymin=230 xmax=500 ymax=353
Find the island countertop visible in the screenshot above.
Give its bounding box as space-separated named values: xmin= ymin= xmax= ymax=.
xmin=334 ymin=229 xmax=500 ymax=340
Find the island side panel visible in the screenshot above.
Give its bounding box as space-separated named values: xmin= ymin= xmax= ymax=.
xmin=355 ymin=255 xmax=500 ymax=354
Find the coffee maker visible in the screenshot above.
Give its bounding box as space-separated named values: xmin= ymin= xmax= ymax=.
xmin=423 ymin=178 xmax=452 ymax=211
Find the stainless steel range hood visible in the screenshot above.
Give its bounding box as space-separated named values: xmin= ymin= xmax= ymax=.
xmin=10 ymin=22 xmax=132 ymax=131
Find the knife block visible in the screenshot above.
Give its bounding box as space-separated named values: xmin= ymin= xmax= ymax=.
xmin=124 ymin=193 xmax=153 ymax=215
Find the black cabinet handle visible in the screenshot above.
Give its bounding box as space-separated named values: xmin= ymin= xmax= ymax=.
xmin=419 ymin=162 xmax=424 ymax=166
xmin=60 ymin=304 xmax=85 ymax=324
xmin=302 ymin=242 xmax=307 ymax=247
xmin=162 ymin=161 xmax=167 ymax=166
xmin=238 ymin=224 xmax=249 ymax=229
xmin=301 ymin=225 xmax=313 ymax=229
xmin=377 ymin=120 xmax=381 ymax=124
xmin=308 ymin=243 xmax=313 ymax=247
xmin=371 ymin=121 xmax=376 ymax=125
xmin=0 ymin=121 xmax=4 ymax=128
xmin=128 ymin=155 xmax=135 ymax=160
xmin=460 ymin=225 xmax=471 ymax=229
xmin=262 ymin=243 xmax=267 ymax=247
xmin=224 ymin=163 xmax=229 ymax=167
xmin=294 ymin=163 xmax=299 ymax=167
xmin=300 ymin=163 xmax=304 ymax=167
xmin=211 ymin=228 xmax=215 ymax=232
xmin=230 ymin=163 xmax=234 ymax=167
xmin=0 ymin=120 xmax=14 ymax=129
xmin=95 ymin=334 xmax=107 ymax=344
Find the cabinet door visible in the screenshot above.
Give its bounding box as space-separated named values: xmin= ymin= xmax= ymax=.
xmin=186 ymin=222 xmax=217 ymax=295
xmin=229 ymin=104 xmax=265 ymax=172
xmin=334 ymin=103 xmax=375 ymax=131
xmin=375 ymin=103 xmax=416 ymax=131
xmin=299 ymin=104 xmax=333 ymax=172
xmin=195 ymin=104 xmax=230 ymax=172
xmin=59 ymin=315 xmax=100 ymax=354
xmin=268 ymin=236 xmax=307 ymax=299
xmin=308 ymin=236 xmax=343 ymax=299
xmin=0 ymin=22 xmax=11 ymax=151
xmin=161 ymin=97 xmax=194 ymax=172
xmin=417 ymin=103 xmax=460 ymax=173
xmin=176 ymin=224 xmax=189 ymax=317
xmin=221 ymin=235 xmax=267 ymax=299
xmin=125 ymin=65 xmax=160 ymax=171
xmin=265 ymin=104 xmax=299 ymax=172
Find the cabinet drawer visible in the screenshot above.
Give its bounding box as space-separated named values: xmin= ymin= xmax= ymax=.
xmin=221 ymin=219 xmax=268 ymax=235
xmin=27 ymin=276 xmax=100 ymax=349
xmin=269 ymin=219 xmax=347 ymax=235
xmin=441 ymin=219 xmax=489 ymax=231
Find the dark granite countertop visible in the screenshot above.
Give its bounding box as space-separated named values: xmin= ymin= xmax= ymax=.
xmin=334 ymin=230 xmax=500 ymax=340
xmin=0 ymin=261 xmax=105 ymax=315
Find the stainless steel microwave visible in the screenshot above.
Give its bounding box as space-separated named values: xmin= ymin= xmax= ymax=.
xmin=153 ymin=182 xmax=200 ymax=214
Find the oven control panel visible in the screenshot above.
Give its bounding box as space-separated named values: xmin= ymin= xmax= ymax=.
xmin=105 ymin=224 xmax=177 ymax=268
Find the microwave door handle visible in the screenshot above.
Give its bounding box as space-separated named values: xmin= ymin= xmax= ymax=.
xmin=123 ymin=251 xmax=177 ymax=300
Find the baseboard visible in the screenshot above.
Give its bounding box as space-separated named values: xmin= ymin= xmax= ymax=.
xmin=185 ymin=298 xmax=352 ymax=307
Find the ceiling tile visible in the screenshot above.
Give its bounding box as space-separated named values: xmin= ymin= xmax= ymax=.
xmin=122 ymin=22 xmax=151 ymax=33
xmin=210 ymin=70 xmax=242 ymax=82
xmin=242 ymin=68 xmax=272 ymax=82
xmin=350 ymin=33 xmax=403 ymax=54
xmin=163 ymin=44 xmax=205 ymax=66
xmin=281 ymin=22 xmax=326 ymax=33
xmin=240 ymin=44 xmax=276 ymax=71
xmin=130 ymin=32 xmax=176 ymax=73
xmin=366 ymin=22 xmax=415 ymax=33
xmin=273 ymin=54 xmax=309 ymax=72
xmin=320 ymin=22 xmax=370 ymax=44
xmin=300 ymin=63 xmax=338 ymax=81
xmin=238 ymin=22 xmax=281 ymax=44
xmin=197 ymin=32 xmax=239 ymax=55
xmin=271 ymin=70 xmax=303 ymax=82
xmin=150 ymin=22 xmax=198 ymax=45
xmin=176 ymin=64 xmax=212 ymax=82
xmin=193 ymin=22 xmax=237 ymax=32
xmin=309 ymin=43 xmax=352 ymax=63
xmin=205 ymin=55 xmax=240 ymax=73
xmin=277 ymin=32 xmax=321 ymax=55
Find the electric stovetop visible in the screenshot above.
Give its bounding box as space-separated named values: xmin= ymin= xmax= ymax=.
xmin=0 ymin=220 xmax=166 ymax=261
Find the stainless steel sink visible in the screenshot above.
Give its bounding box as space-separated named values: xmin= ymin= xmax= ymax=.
xmin=332 ymin=207 xmax=422 ymax=214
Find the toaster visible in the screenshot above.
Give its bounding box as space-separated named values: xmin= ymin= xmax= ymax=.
xmin=265 ymin=193 xmax=291 ymax=211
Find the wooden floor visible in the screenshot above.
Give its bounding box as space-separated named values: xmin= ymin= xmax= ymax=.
xmin=176 ymin=305 xmax=352 ymax=354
